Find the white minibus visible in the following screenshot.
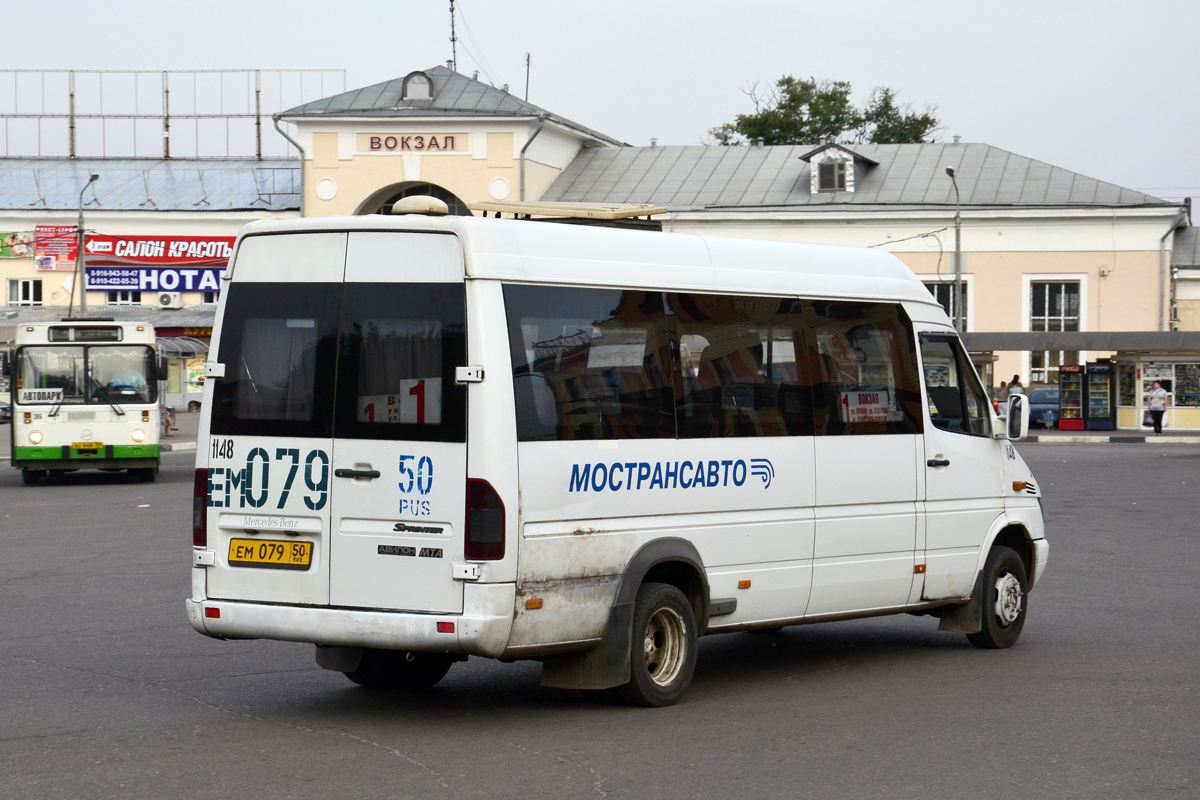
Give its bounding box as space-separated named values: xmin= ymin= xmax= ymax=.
xmin=187 ymin=202 xmax=1047 ymax=706
xmin=9 ymin=320 xmax=161 ymax=484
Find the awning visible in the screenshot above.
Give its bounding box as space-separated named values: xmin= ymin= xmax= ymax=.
xmin=961 ymin=331 xmax=1200 ymax=352
xmin=157 ymin=336 xmax=209 ymax=357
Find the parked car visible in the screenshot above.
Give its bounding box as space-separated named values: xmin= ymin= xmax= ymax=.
xmin=0 ymin=399 xmax=10 ymax=424
xmin=1028 ymin=387 xmax=1060 ymax=428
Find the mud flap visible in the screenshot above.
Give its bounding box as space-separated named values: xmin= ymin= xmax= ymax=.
xmin=539 ymin=601 xmax=633 ymax=690
xmin=936 ymin=574 xmax=984 ymax=634
xmin=315 ymin=645 xmax=364 ymax=672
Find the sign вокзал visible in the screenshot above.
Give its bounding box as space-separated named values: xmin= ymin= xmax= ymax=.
xmin=357 ymin=133 xmax=466 ymax=153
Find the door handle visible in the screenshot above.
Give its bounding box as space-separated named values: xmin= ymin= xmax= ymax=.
xmin=927 ymin=458 xmax=950 ymax=468
xmin=334 ymin=468 xmax=381 ymax=479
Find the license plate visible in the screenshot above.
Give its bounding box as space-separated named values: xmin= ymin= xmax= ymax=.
xmin=228 ymin=538 xmax=313 ymax=570
xmin=72 ymin=441 xmax=103 ymax=450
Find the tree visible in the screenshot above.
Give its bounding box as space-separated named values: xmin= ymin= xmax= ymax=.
xmin=709 ymin=76 xmax=940 ymax=146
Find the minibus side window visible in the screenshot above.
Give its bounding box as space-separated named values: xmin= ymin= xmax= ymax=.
xmin=210 ymin=283 xmax=340 ymax=437
xmin=668 ymin=293 xmax=813 ymax=438
xmin=504 ymin=285 xmax=676 ymax=441
xmin=333 ymin=283 xmax=467 ymax=443
xmin=806 ymin=300 xmax=923 ymax=436
xmin=919 ymin=334 xmax=992 ymax=437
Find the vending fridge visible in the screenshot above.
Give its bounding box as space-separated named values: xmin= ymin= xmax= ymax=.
xmin=1058 ymin=365 xmax=1085 ymax=431
xmin=1085 ymin=361 xmax=1115 ymax=430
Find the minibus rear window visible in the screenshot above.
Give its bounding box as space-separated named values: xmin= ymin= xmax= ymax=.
xmin=210 ymin=283 xmax=339 ymax=438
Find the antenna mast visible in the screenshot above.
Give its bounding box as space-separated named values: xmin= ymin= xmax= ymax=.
xmin=449 ymin=1 xmax=458 ymax=72
xmin=524 ymin=53 xmax=530 ymax=100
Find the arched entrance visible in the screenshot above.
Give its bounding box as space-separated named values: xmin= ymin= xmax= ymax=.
xmin=355 ymin=182 xmax=473 ymax=216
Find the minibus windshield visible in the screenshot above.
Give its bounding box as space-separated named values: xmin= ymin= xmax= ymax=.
xmin=16 ymin=345 xmax=156 ymax=405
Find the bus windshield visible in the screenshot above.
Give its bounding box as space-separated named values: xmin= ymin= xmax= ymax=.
xmin=17 ymin=345 xmax=157 ymax=405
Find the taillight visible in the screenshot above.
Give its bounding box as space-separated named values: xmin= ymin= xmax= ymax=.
xmin=193 ymin=468 xmax=208 ymax=547
xmin=465 ymin=479 xmax=505 ymax=560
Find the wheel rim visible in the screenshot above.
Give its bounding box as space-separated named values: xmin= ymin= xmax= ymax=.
xmin=993 ymin=570 xmax=1023 ymax=627
xmin=642 ymin=606 xmax=687 ymax=687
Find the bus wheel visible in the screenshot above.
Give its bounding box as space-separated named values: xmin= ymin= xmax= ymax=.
xmin=20 ymin=470 xmax=41 ymax=486
xmin=345 ymin=649 xmax=454 ymax=690
xmin=967 ymin=546 xmax=1028 ymax=649
xmin=134 ymin=467 xmax=158 ymax=483
xmin=617 ymin=582 xmax=698 ymax=707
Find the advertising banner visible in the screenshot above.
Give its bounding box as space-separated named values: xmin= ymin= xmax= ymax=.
xmin=35 ymin=226 xmax=78 ymax=270
xmin=0 ymin=232 xmax=35 ymax=258
xmin=185 ymin=357 xmax=207 ymax=394
xmin=81 ymin=233 xmax=236 ymax=291
xmin=86 ymin=265 xmax=225 ymax=291
xmin=82 ymin=234 xmax=234 ymax=267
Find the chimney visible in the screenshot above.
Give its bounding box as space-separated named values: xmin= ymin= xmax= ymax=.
xmin=650 ymin=138 xmax=657 ymax=148
xmin=953 ymin=135 xmax=961 ymax=145
xmin=755 ymin=137 xmax=764 ymax=148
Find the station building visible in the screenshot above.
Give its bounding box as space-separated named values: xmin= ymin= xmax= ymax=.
xmin=4 ymin=65 xmax=1200 ymax=428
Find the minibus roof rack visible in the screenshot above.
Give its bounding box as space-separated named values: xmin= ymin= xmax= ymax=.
xmin=59 ymin=317 xmax=115 ymax=322
xmin=470 ymin=201 xmax=667 ymax=231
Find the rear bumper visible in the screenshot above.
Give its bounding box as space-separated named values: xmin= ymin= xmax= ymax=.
xmin=185 ymin=581 xmax=517 ymax=658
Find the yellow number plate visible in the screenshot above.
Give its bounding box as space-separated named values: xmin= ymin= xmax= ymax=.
xmin=72 ymin=441 xmax=103 ymax=450
xmin=228 ymin=538 xmax=313 ymax=570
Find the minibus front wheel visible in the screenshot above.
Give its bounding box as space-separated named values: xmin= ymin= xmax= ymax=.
xmin=967 ymin=546 xmax=1029 ymax=649
xmin=617 ymin=583 xmax=699 ymax=707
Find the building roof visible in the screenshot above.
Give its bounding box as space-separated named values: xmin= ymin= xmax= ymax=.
xmin=1173 ymin=225 xmax=1200 ymax=267
xmin=542 ymin=142 xmax=1170 ymax=211
xmin=279 ymin=65 xmax=624 ymax=146
xmin=0 ymin=159 xmax=300 ymax=212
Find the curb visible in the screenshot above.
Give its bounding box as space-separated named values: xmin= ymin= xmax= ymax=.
xmin=1026 ymin=435 xmax=1199 ymax=444
xmin=162 ymin=441 xmax=197 ymax=452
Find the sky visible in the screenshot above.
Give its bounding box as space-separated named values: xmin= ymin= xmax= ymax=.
xmin=4 ymin=0 xmax=1197 ymax=200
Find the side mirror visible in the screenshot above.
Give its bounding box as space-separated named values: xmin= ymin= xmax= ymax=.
xmin=1006 ymin=394 xmax=1030 ymax=441
xmin=0 ymin=351 xmax=9 ymax=378
xmin=158 ymin=357 xmax=169 ymax=381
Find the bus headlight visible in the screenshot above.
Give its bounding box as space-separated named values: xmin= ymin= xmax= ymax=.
xmin=131 ymin=428 xmax=147 ymax=443
xmin=28 ymin=431 xmax=43 ymax=444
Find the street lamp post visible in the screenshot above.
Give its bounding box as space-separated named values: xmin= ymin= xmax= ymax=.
xmin=945 ymin=166 xmax=963 ymax=333
xmin=72 ymin=172 xmax=99 ymax=318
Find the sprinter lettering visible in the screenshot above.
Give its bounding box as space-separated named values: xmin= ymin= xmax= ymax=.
xmin=566 ymin=459 xmax=764 ymax=492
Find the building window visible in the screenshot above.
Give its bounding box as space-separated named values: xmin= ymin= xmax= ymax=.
xmin=107 ymin=291 xmax=142 ymax=305
xmin=202 ymin=291 xmax=218 ymax=304
xmin=817 ymin=162 xmax=847 ymax=191
xmin=923 ymin=282 xmax=969 ymax=329
xmin=1030 ymin=280 xmax=1080 ymax=384
xmin=7 ymin=278 xmax=42 ymax=306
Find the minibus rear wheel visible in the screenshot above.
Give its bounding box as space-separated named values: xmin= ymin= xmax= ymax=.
xmin=617 ymin=582 xmax=698 ymax=707
xmin=345 ymin=649 xmax=454 ymax=690
xmin=967 ymin=545 xmax=1029 ymax=649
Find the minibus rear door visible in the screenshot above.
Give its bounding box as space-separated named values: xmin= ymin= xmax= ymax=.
xmin=327 ymin=233 xmax=468 ymax=613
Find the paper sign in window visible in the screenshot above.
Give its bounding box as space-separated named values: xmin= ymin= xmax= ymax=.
xmin=357 ymin=378 xmax=442 ymax=424
xmin=841 ymin=390 xmax=891 ymax=423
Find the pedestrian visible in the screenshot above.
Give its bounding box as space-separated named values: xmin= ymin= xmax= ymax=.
xmin=1007 ymin=375 xmax=1025 ymax=395
xmin=1147 ymin=380 xmax=1169 ymax=436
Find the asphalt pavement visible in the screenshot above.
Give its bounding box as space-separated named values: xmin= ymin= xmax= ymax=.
xmin=0 ymin=441 xmax=1197 ymax=799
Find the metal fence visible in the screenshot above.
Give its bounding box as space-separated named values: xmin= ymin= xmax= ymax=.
xmin=0 ymin=70 xmax=345 ymax=160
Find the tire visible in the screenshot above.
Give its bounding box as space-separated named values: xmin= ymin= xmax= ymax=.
xmin=617 ymin=582 xmax=698 ymax=707
xmin=135 ymin=467 xmax=158 ymax=483
xmin=344 ymin=649 xmax=454 ymax=690
xmin=21 ymin=470 xmax=40 ymax=486
xmin=967 ymin=545 xmax=1029 ymax=649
